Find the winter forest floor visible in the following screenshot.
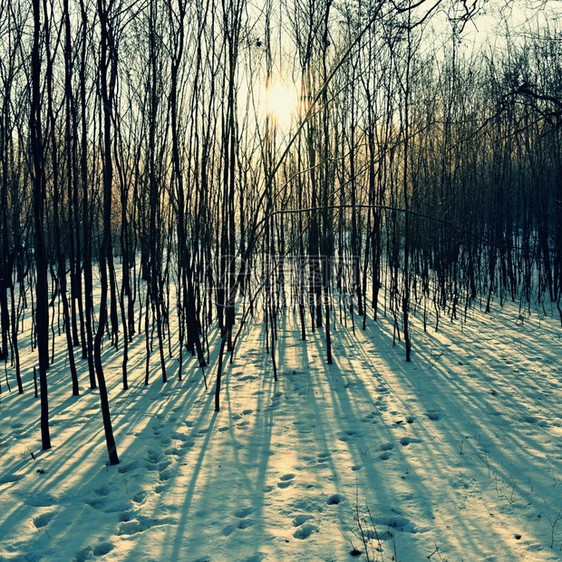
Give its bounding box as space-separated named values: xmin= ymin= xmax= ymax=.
xmin=0 ymin=296 xmax=561 ymax=561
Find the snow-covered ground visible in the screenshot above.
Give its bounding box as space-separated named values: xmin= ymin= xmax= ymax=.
xmin=0 ymin=298 xmax=561 ymax=561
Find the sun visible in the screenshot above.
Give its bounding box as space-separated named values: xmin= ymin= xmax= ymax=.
xmin=264 ymin=79 xmax=299 ymax=131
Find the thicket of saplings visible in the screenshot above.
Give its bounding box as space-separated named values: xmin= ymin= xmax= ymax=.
xmin=0 ymin=0 xmax=560 ymax=463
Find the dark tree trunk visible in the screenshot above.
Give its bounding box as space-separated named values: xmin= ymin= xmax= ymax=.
xmin=31 ymin=0 xmax=51 ymax=450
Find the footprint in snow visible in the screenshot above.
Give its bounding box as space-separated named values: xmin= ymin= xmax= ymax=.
xmin=132 ymin=490 xmax=147 ymax=504
xmin=400 ymin=437 xmax=421 ymax=446
xmin=85 ymin=498 xmax=106 ymax=510
xmin=379 ymin=452 xmax=392 ymax=460
xmin=292 ymin=514 xmax=313 ymax=527
xmin=327 ymin=494 xmax=343 ymax=505
xmin=172 ymin=432 xmax=190 ymax=442
xmin=93 ymin=542 xmax=114 ymax=556
xmin=94 ymin=484 xmax=112 ymax=496
xmin=338 ymin=430 xmax=360 ymax=443
xmin=293 ymin=524 xmax=318 ymax=539
xmin=244 ymin=555 xmax=266 ymax=562
xmin=361 ymin=413 xmax=377 ymax=423
xmin=74 ymin=542 xmax=115 ymax=562
xmin=238 ymin=519 xmax=255 ymax=529
xmin=317 ymin=452 xmax=330 ymax=464
xmin=147 ymin=449 xmax=162 ymax=463
xmin=234 ymin=507 xmax=254 ymax=518
xmin=25 ymin=494 xmax=56 ymax=507
xmin=159 ymin=468 xmax=173 ymax=481
xmin=33 ymin=512 xmax=56 ymax=528
xmin=119 ymin=510 xmax=136 ymax=522
xmin=118 ymin=515 xmax=177 ymax=536
xmin=165 ymin=447 xmax=183 ymax=457
xmin=0 ymin=473 xmax=24 ymax=485
xmin=118 ymin=460 xmax=143 ymax=474
xmin=425 ymin=411 xmax=442 ymax=421
xmin=278 ymin=474 xmax=295 ymax=488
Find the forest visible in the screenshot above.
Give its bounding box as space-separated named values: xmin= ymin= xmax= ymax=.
xmin=0 ymin=0 xmax=561 ymax=559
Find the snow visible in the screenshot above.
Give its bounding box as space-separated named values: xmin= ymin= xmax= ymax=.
xmin=0 ymin=298 xmax=561 ymax=561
